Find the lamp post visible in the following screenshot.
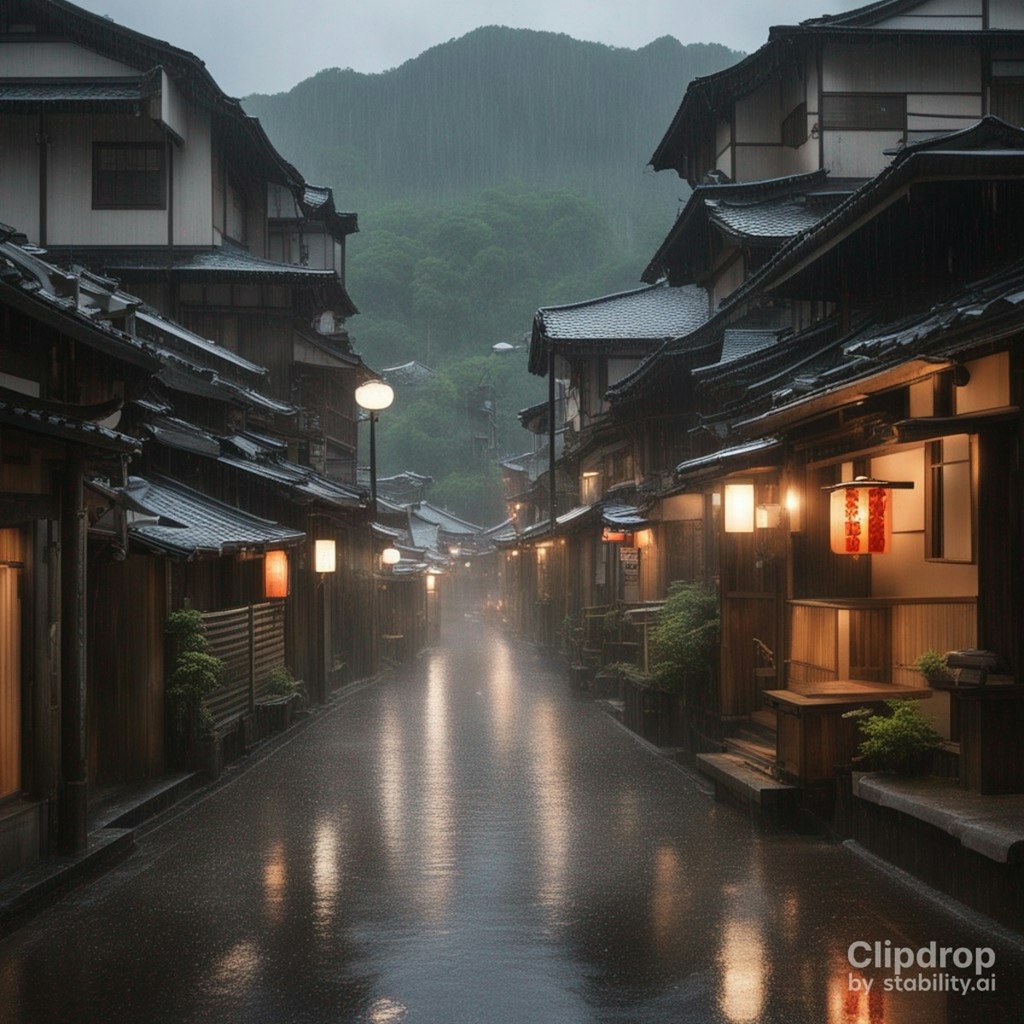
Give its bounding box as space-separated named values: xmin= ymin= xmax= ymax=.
xmin=314 ymin=538 xmax=337 ymax=704
xmin=355 ymin=379 xmax=394 ymax=509
xmin=355 ymin=379 xmax=394 ymax=674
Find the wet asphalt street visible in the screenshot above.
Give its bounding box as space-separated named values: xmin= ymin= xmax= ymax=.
xmin=1 ymin=616 xmax=1021 ymax=1024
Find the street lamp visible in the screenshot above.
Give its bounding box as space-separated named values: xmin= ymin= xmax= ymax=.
xmin=355 ymin=379 xmax=394 ymax=508
xmin=381 ymin=546 xmax=401 ymax=567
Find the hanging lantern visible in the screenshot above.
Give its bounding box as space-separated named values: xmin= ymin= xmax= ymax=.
xmin=314 ymin=539 xmax=337 ymax=574
xmin=724 ymin=482 xmax=755 ymax=533
xmin=824 ymin=477 xmax=913 ymax=555
xmin=264 ymin=549 xmax=289 ymax=598
xmin=601 ymin=527 xmax=631 ymax=543
xmin=381 ymin=547 xmax=401 ymax=566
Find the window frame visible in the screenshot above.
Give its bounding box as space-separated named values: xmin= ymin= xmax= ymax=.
xmin=92 ymin=141 xmax=167 ymax=211
xmin=821 ymin=93 xmax=906 ymax=132
xmin=924 ymin=437 xmax=976 ymax=564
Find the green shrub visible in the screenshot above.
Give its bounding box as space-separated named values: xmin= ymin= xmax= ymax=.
xmin=165 ymin=609 xmax=224 ymax=747
xmin=647 ymin=582 xmax=719 ymax=693
xmin=265 ymin=666 xmax=304 ymax=698
xmin=845 ymin=699 xmax=941 ymax=774
xmin=913 ymin=649 xmax=951 ymax=685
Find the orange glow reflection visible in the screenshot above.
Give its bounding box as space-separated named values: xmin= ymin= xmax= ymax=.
xmin=530 ymin=698 xmax=570 ymax=913
xmin=650 ymin=843 xmax=686 ymax=953
xmin=311 ymin=819 xmax=340 ymax=933
xmin=263 ymin=841 xmax=287 ymax=922
xmin=420 ymin=655 xmax=454 ymax=922
xmin=718 ymin=920 xmax=766 ymax=1023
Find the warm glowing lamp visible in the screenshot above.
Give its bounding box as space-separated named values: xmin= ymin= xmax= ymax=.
xmin=825 ymin=476 xmax=913 ymax=555
xmin=314 ymin=539 xmax=337 ymax=574
xmin=755 ymin=503 xmax=782 ymax=529
xmin=264 ymin=549 xmax=289 ymax=598
xmin=381 ymin=546 xmax=401 ymax=566
xmin=354 ymin=380 xmax=394 ymax=412
xmin=426 ymin=574 xmax=437 ymax=592
xmin=724 ymin=483 xmax=755 ymax=533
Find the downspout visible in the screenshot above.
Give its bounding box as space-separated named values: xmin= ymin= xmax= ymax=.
xmin=548 ymin=349 xmax=556 ymax=524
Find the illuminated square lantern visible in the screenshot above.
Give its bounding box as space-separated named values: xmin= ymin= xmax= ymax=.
xmin=264 ymin=549 xmax=290 ymax=598
xmin=825 ymin=477 xmax=913 ymax=555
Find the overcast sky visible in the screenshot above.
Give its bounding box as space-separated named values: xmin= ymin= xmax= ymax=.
xmin=71 ymin=1 xmax=853 ymax=97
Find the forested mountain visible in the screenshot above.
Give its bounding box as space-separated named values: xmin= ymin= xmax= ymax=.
xmin=244 ymin=28 xmax=740 ymax=233
xmin=243 ymin=29 xmax=743 ymax=522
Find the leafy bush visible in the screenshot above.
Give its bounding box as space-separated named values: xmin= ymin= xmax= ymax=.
xmin=265 ymin=666 xmax=304 ymax=698
xmin=845 ymin=699 xmax=941 ymax=774
xmin=647 ymin=582 xmax=719 ymax=693
xmin=165 ymin=610 xmax=223 ymax=746
xmin=913 ymin=649 xmax=951 ymax=685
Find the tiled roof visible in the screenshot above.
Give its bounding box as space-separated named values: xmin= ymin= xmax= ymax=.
xmin=143 ymin=415 xmax=220 ymax=457
xmin=708 ymin=193 xmax=841 ymax=242
xmin=0 ymin=397 xmax=140 ymax=452
xmin=117 ymin=474 xmax=303 ymax=557
xmin=0 ymin=77 xmax=153 ymax=111
xmin=135 ymin=309 xmax=267 ymax=379
xmin=643 ymin=172 xmax=861 ymax=284
xmin=382 ymin=361 xmax=436 ymax=387
xmin=675 ymin=438 xmax=782 ymax=478
xmin=536 ymin=281 xmax=709 ymax=342
xmin=602 ymin=504 xmax=649 ymax=529
xmin=408 ymin=513 xmax=442 ymax=551
xmin=412 ymin=502 xmax=482 ymax=536
xmin=98 ymin=241 xmax=339 ymax=279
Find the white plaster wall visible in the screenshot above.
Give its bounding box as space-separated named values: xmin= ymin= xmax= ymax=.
xmin=991 ymin=0 xmax=1024 ymax=29
xmin=956 ymin=352 xmax=1010 ymax=414
xmin=870 ymin=449 xmax=978 ymax=599
xmin=823 ymin=40 xmax=981 ymax=93
xmin=735 ymin=141 xmax=818 ymax=181
xmin=822 ymin=131 xmax=901 ymax=178
xmin=0 ymin=41 xmax=137 ymax=77
xmin=173 ymin=106 xmax=213 ymax=247
xmin=46 ymin=114 xmax=167 ymax=246
xmin=0 ymin=117 xmax=40 ymax=240
xmin=735 ymin=78 xmax=780 ymax=145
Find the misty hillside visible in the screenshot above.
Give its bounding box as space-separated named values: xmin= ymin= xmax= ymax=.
xmin=244 ymin=27 xmax=742 ymax=240
xmin=243 ymin=28 xmax=743 ymax=521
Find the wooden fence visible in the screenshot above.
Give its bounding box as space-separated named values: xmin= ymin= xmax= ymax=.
xmin=201 ymin=602 xmax=287 ymax=725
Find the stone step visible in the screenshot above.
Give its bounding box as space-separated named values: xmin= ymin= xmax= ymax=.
xmin=725 ymin=735 xmax=776 ymax=771
xmin=697 ymin=753 xmax=799 ymax=823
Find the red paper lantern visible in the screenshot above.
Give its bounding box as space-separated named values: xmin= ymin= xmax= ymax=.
xmin=825 ymin=477 xmax=913 ymax=555
xmin=264 ymin=549 xmax=289 ymax=598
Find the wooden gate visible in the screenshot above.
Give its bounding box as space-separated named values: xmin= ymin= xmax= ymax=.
xmin=201 ymin=602 xmax=286 ymax=725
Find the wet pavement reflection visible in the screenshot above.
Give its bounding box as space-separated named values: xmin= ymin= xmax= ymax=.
xmin=1 ymin=618 xmax=1021 ymax=1023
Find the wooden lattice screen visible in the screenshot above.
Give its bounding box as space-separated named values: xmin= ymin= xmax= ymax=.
xmin=201 ymin=602 xmax=286 ymax=725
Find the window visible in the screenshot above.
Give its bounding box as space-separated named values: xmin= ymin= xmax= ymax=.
xmin=926 ymin=436 xmax=974 ymax=562
xmin=821 ymin=94 xmax=905 ymax=131
xmin=93 ymin=143 xmax=165 ymax=209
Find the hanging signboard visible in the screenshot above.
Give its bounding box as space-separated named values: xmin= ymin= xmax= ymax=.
xmin=620 ymin=546 xmax=640 ymax=603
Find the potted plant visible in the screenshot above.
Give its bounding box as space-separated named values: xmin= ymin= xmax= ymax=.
xmin=258 ymin=666 xmax=305 ymax=733
xmin=913 ymin=649 xmax=954 ymax=688
xmin=165 ymin=608 xmax=224 ymax=773
xmin=844 ymin=699 xmax=942 ymax=775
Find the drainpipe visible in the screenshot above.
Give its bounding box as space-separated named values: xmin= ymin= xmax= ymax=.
xmin=60 ymin=457 xmax=88 ymax=854
xmin=548 ymin=350 xmax=556 ymax=524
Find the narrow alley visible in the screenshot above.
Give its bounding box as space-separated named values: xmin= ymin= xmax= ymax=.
xmin=0 ymin=616 xmax=1019 ymax=1024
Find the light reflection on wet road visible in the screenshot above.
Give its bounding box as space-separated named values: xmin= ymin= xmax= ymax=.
xmin=1 ymin=618 xmax=1020 ymax=1023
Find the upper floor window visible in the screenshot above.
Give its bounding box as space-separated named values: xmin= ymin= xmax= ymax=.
xmin=821 ymin=94 xmax=905 ymax=132
xmin=93 ymin=143 xmax=166 ymax=210
xmin=925 ymin=436 xmax=974 ymax=563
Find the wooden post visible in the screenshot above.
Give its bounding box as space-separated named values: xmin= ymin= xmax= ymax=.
xmin=247 ymin=603 xmax=256 ymax=712
xmin=59 ymin=458 xmax=87 ymax=854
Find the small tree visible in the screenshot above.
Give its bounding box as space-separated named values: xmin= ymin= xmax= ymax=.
xmin=845 ymin=699 xmax=941 ymax=774
xmin=647 ymin=582 xmax=719 ymax=693
xmin=166 ymin=609 xmax=223 ymax=752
